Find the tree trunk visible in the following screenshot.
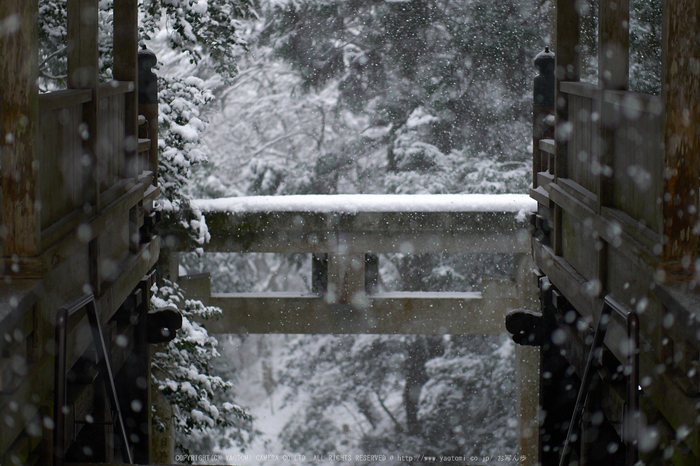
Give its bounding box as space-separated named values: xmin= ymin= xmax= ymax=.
xmin=403 ymin=336 xmax=444 ymax=435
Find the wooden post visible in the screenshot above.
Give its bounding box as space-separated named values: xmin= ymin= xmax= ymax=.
xmin=113 ymin=0 xmax=139 ymax=178
xmin=598 ymin=0 xmax=629 ymax=207
xmin=68 ymin=0 xmax=100 ymax=208
xmin=138 ymin=48 xmax=159 ymax=184
xmin=599 ymin=0 xmax=630 ymax=92
xmin=533 ymin=47 xmax=555 ymax=188
xmin=660 ymin=0 xmax=699 ymax=267
xmin=312 ymin=253 xmax=328 ymax=295
xmin=554 ymin=0 xmax=581 ymax=181
xmin=514 ymin=254 xmax=540 ymax=466
xmin=553 ymin=0 xmax=580 ymax=257
xmin=0 ymin=0 xmax=41 ymax=256
xmin=597 ymin=0 xmax=629 ymax=295
xmin=327 ymin=253 xmax=366 ymax=307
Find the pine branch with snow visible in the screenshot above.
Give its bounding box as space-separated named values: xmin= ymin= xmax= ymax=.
xmin=151 ymin=280 xmax=253 ymax=458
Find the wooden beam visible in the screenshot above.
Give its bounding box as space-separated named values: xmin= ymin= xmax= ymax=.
xmin=0 ymin=0 xmax=40 ymax=256
xmin=198 ymin=210 xmax=531 ymax=254
xmin=191 ymin=288 xmax=515 ymax=335
xmin=660 ymin=0 xmax=700 ymax=264
xmin=113 ymin=0 xmax=139 ymax=178
xmin=183 ymin=272 xmax=518 ymax=335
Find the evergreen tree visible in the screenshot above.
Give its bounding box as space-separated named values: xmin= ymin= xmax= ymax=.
xmin=278 ymin=334 xmax=517 ymax=459
xmin=37 ymin=0 xmax=257 ymax=458
xmin=151 ymin=281 xmax=253 ymax=458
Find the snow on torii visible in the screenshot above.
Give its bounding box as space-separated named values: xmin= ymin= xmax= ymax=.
xmin=191 ymin=194 xmax=536 ymax=219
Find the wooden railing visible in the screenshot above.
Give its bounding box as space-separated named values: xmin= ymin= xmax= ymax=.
xmin=560 ymin=82 xmax=663 ymax=233
xmin=530 ymin=43 xmax=700 ymax=463
xmin=38 ymin=89 xmax=93 ymax=230
xmin=36 ymin=81 xmax=150 ymax=232
xmin=96 ymin=82 xmax=130 ymax=194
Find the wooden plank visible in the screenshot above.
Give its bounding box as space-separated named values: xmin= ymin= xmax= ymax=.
xmin=612 ymin=104 xmax=663 ymax=232
xmin=553 ymin=0 xmax=580 ymax=257
xmin=529 ymin=186 xmax=551 ymax=207
xmin=539 ymin=138 xmax=555 ymax=154
xmin=660 ymin=0 xmax=700 ymax=263
xmin=38 ymin=89 xmax=92 ymax=111
xmin=554 ymin=0 xmax=580 ymax=182
xmin=550 ymin=183 xmax=658 ymax=276
xmin=560 ymin=81 xmax=598 ymax=99
xmin=556 ymin=178 xmax=598 ymax=211
xmin=536 ymin=171 xmax=554 ymax=190
xmin=137 ymin=138 xmax=151 ymax=153
xmin=7 ymin=175 xmax=153 ymax=277
xmin=327 ymin=253 xmax=364 ymax=304
xmin=561 ymin=209 xmax=598 ymax=282
xmin=198 ymin=210 xmax=532 ymax=255
xmin=0 ymin=0 xmax=40 ymax=256
xmin=601 ymin=206 xmax=659 ymax=253
xmin=67 ymin=0 xmax=98 ymax=89
xmin=204 ymin=228 xmax=529 ymax=255
xmin=39 ymin=108 xmax=59 ymax=229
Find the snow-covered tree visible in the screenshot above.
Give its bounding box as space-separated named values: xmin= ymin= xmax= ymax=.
xmin=38 ymin=1 xmax=257 ymax=459
xmin=277 ymin=334 xmax=517 ymax=459
xmin=151 ymin=281 xmax=253 ymax=458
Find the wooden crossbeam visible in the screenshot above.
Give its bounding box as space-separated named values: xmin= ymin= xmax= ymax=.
xmin=181 ymin=275 xmax=518 ymax=335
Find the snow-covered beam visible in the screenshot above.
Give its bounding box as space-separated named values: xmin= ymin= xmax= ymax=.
xmin=186 ymin=194 xmax=535 ymax=254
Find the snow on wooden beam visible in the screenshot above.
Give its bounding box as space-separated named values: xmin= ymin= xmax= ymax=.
xmin=180 ymin=195 xmax=534 ymax=254
xmin=191 ymin=194 xmax=536 ymax=214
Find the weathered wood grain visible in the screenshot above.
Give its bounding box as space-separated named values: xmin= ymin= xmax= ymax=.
xmin=0 ymin=0 xmax=40 ymax=256
xmin=660 ymin=0 xmax=700 ymax=262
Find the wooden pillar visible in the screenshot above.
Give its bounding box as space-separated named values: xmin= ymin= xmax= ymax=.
xmin=138 ymin=49 xmax=159 ymax=183
xmin=150 ymin=366 xmax=175 ymax=464
xmin=554 ymin=0 xmax=581 ymax=181
xmin=597 ymin=0 xmax=629 ymax=296
xmin=660 ymin=0 xmax=700 ymax=266
xmin=0 ymin=0 xmax=40 ymax=256
xmin=68 ymin=0 xmax=99 ymax=208
xmin=599 ymin=0 xmax=630 ymax=92
xmin=597 ymin=0 xmax=629 ymax=206
xmin=514 ymin=254 xmax=540 ymax=466
xmin=553 ymin=0 xmax=580 ymax=257
xmin=327 ymin=253 xmax=366 ymax=307
xmin=113 ymin=0 xmax=139 ymax=178
xmin=533 ymin=47 xmax=555 ymax=188
xmin=118 ymin=273 xmax=154 ymax=464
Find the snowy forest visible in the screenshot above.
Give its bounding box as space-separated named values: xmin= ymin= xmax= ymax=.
xmin=36 ymin=0 xmax=662 ymax=463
